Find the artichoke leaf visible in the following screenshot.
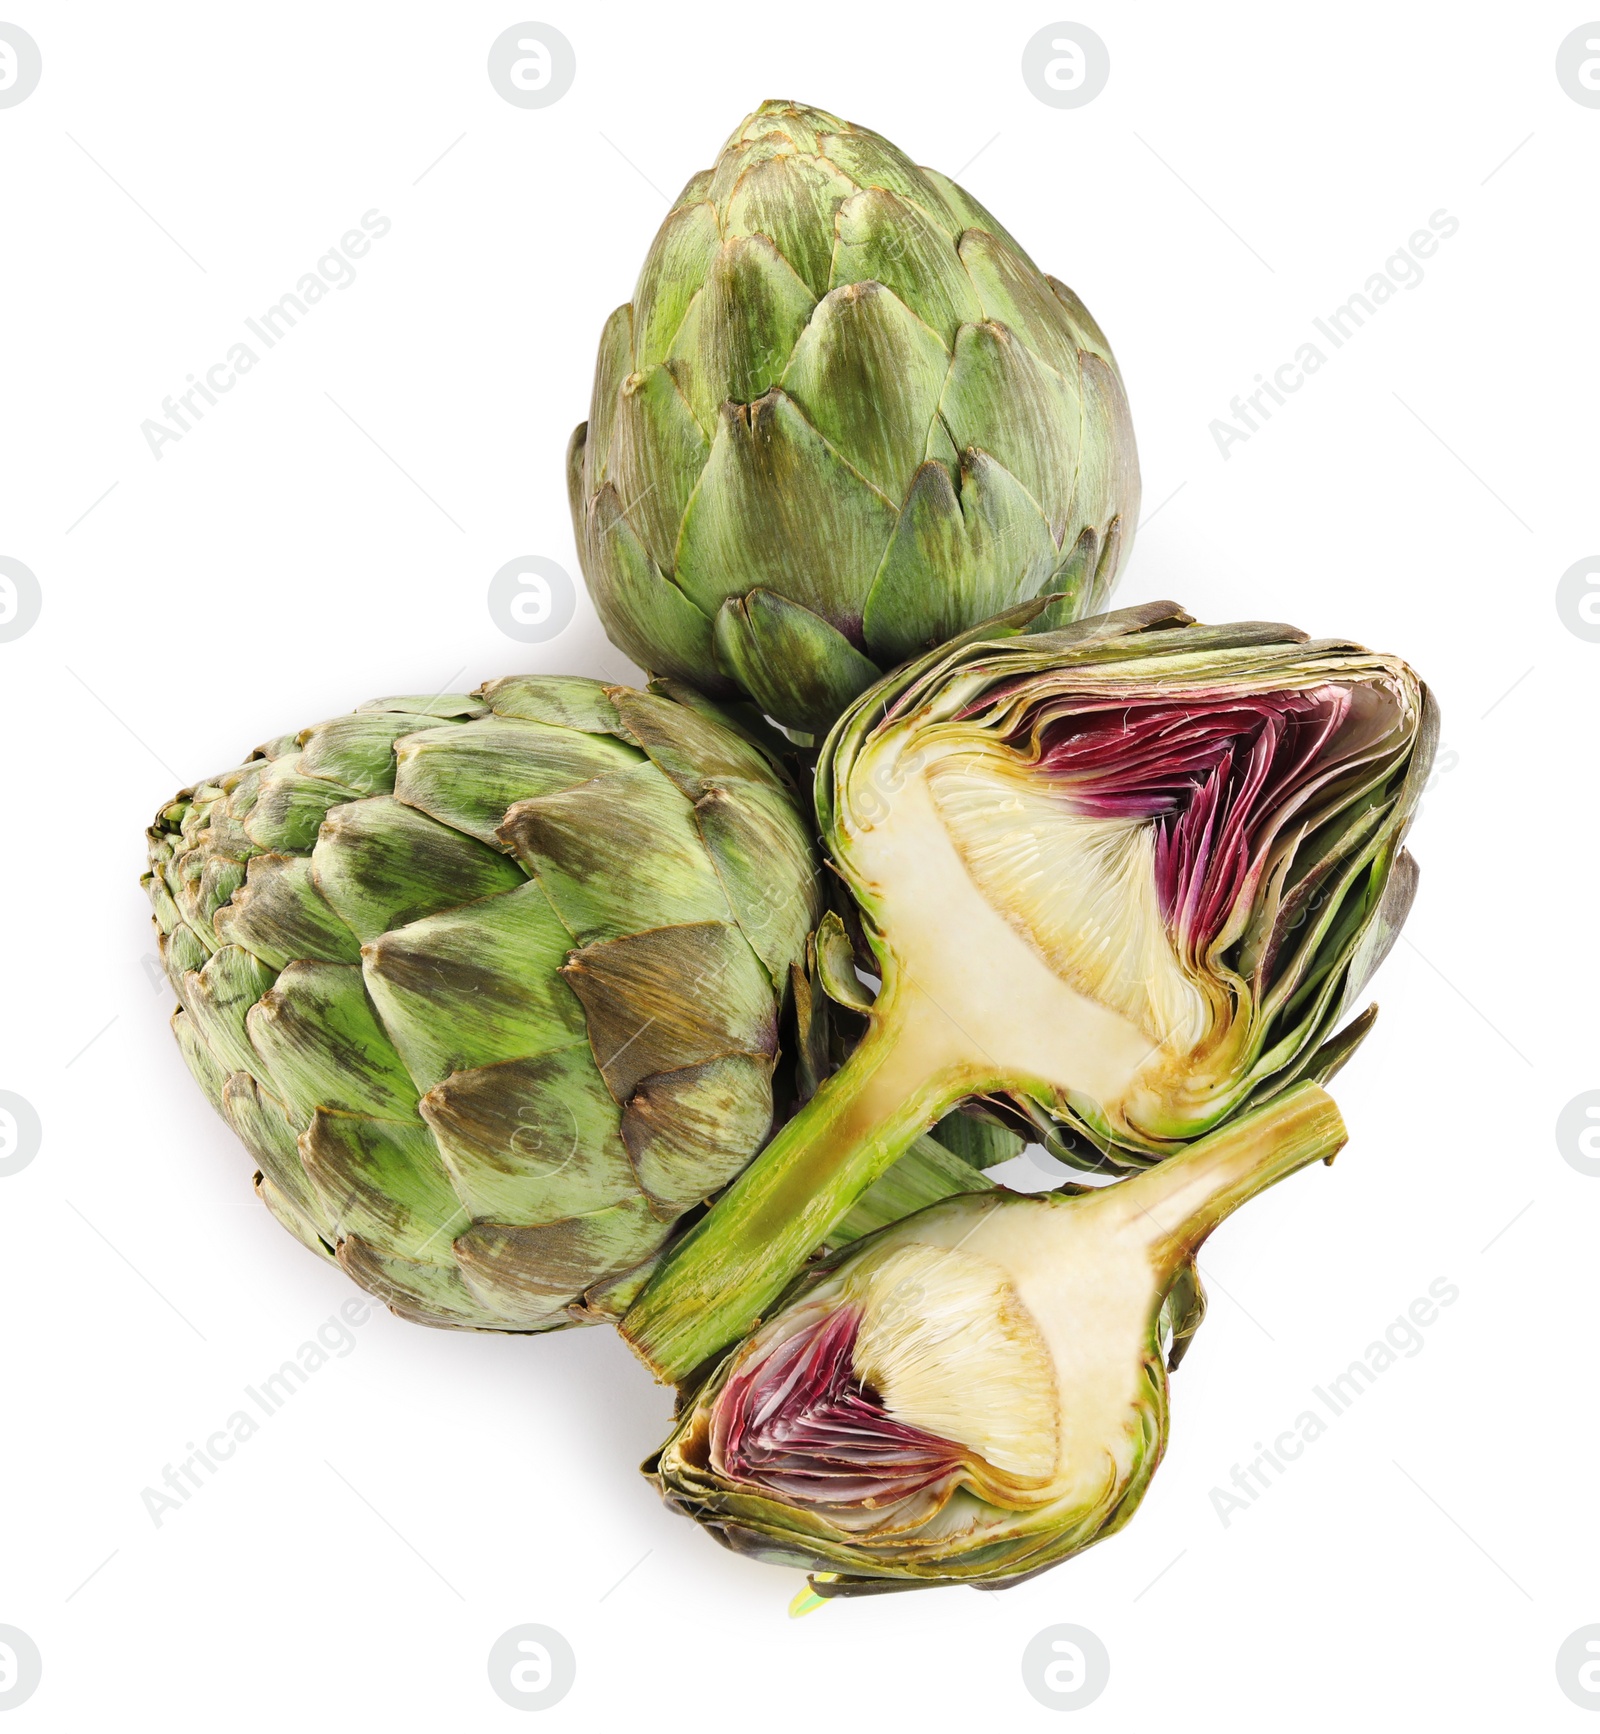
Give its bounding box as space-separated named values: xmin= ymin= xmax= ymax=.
xmin=610 ymin=364 xmax=710 ymax=575
xmin=311 ymin=796 xmax=525 ymax=942
xmin=921 ymin=165 xmax=1027 ymax=254
xmin=958 ymin=227 xmax=1084 ymax=382
xmin=1046 ymin=276 xmax=1118 ymax=369
xmin=584 ymin=301 xmax=633 ymax=491
xmin=393 ymin=716 xmax=640 ymax=847
xmin=337 ymin=1235 xmax=508 ymax=1330
xmin=780 ymin=281 xmax=951 ymax=503
xmin=724 ymin=151 xmax=854 ymax=301
xmin=361 ymin=880 xmax=588 ymax=1093
xmin=609 ymin=683 xmax=781 ymax=796
xmin=671 ymin=234 xmax=816 ymax=436
xmin=171 ymin=1008 xmax=234 ymax=1114
xmin=179 ymin=945 xmax=281 ymax=1085
xmin=302 ymin=1111 xmax=469 ymax=1263
xmin=499 ymin=760 xmax=734 ymax=945
xmin=256 ymin=1172 xmax=337 ymax=1263
xmin=864 ymin=453 xmax=1059 ymax=665
xmin=298 ymin=710 xmax=470 ymax=797
xmin=822 ymin=127 xmax=961 ymax=234
xmin=583 ymin=485 xmax=723 ymax=686
xmin=1071 ymin=352 xmax=1140 ymax=559
xmin=828 ymin=1130 xmax=999 ymax=1246
xmin=161 ymin=921 xmax=211 ymax=985
xmin=930 ymin=1110 xmax=1026 ymax=1169
xmin=712 ymin=589 xmax=882 ymax=736
xmin=561 ymin=920 xmax=778 ymax=1102
xmin=246 ymin=960 xmax=420 ymax=1123
xmin=454 ymin=1198 xmax=671 ymax=1316
xmin=479 ymin=673 xmax=623 ymax=734
xmin=693 ymin=779 xmax=823 ymax=989
xmin=830 ymin=188 xmax=983 ymax=346
xmin=815 ymin=909 xmax=874 ymax=1012
xmin=566 ymin=419 xmax=587 ymax=533
xmin=241 ymin=758 xmax=355 ymax=854
xmin=214 ymin=853 xmax=363 ymax=969
xmin=420 ymin=1048 xmax=639 ymax=1222
xmin=675 ymin=390 xmax=900 ymax=638
xmin=355 ymin=694 xmax=487 ymax=719
xmin=222 ymin=1072 xmax=327 ymax=1230
xmin=622 ymin=1053 xmax=776 ymax=1213
xmin=632 ymin=200 xmax=722 ymax=372
xmin=939 ymin=321 xmax=1083 ymax=543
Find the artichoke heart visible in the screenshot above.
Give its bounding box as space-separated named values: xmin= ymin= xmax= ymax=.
xmin=847 ymin=1244 xmax=1059 ymax=1488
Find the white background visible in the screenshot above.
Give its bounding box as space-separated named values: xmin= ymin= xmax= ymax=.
xmin=2 ymin=2 xmax=1594 ymax=1726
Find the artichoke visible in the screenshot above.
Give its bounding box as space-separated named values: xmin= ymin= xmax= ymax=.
xmin=624 ymin=600 xmax=1435 ymax=1379
xmin=568 ymin=99 xmax=1140 ymax=735
xmin=652 ymin=1084 xmax=1347 ymax=1593
xmin=142 ymin=675 xmax=825 ymax=1331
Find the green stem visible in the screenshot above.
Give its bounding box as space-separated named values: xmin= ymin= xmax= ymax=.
xmin=621 ymin=991 xmax=983 ymax=1381
xmin=1100 ymin=1083 xmax=1348 ymax=1284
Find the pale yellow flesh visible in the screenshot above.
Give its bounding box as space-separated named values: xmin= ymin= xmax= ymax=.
xmin=923 ymin=738 xmax=1210 ymax=1048
xmin=840 ymin=1194 xmax=1163 ymax=1524
xmin=846 ymin=1243 xmax=1059 ymax=1485
xmin=820 ymin=720 xmax=1242 ymax=1513
xmin=840 ymin=734 xmax=1167 ymax=1114
xmin=823 ymin=1086 xmax=1345 ymax=1537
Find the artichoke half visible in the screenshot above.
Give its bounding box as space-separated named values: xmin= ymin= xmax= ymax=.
xmin=624 ymin=601 xmax=1436 ymax=1379
xmin=143 ymin=676 xmax=824 ymax=1331
xmin=569 ymin=99 xmax=1140 ymax=735
xmin=653 ymin=1084 xmax=1347 ymax=1593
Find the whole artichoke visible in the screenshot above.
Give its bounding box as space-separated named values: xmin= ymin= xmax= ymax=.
xmin=568 ymin=99 xmax=1140 ymax=734
xmin=143 ymin=676 xmax=823 ymax=1331
xmin=625 ymin=600 xmax=1435 ymax=1380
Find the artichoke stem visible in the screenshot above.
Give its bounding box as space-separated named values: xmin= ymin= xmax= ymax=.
xmin=1099 ymin=1083 xmax=1348 ymax=1285
xmin=621 ymin=988 xmax=987 ymax=1382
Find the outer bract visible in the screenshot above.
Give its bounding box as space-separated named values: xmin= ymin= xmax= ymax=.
xmin=624 ymin=600 xmax=1435 ymax=1379
xmin=569 ymin=99 xmax=1140 ymax=734
xmin=653 ymin=1085 xmax=1346 ymax=1593
xmin=143 ymin=676 xmax=822 ymax=1331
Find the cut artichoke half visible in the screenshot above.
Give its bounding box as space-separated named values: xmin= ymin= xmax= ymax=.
xmin=624 ymin=600 xmax=1434 ymax=1380
xmin=651 ymin=1082 xmax=1347 ymax=1591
